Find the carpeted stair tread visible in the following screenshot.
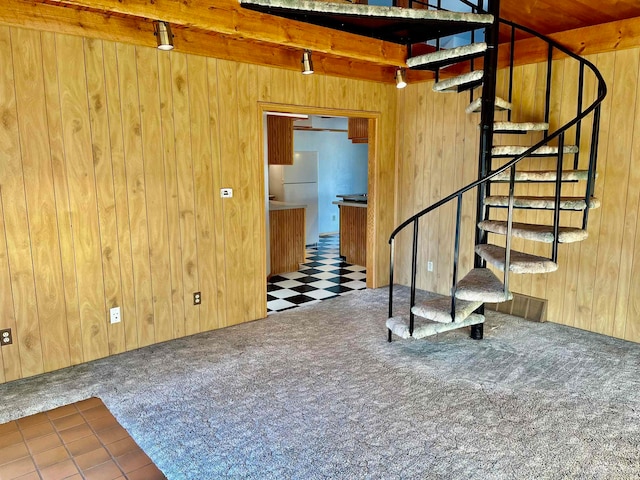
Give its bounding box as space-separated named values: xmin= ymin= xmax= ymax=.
xmin=456 ymin=268 xmax=512 ymax=303
xmin=408 ymin=42 xmax=487 ymax=70
xmin=493 ymin=121 xmax=549 ymax=132
xmin=466 ymin=96 xmax=512 ymax=113
xmin=478 ymin=220 xmax=589 ymax=243
xmin=240 ymin=0 xmax=494 ymax=23
xmin=492 ymin=145 xmax=579 ymax=157
xmin=386 ymin=313 xmax=485 ymax=340
xmin=475 ymin=244 xmax=558 ymax=274
xmin=491 ymin=169 xmax=590 ymax=182
xmin=411 ymin=296 xmax=482 ymax=324
xmin=433 ymin=70 xmax=484 ymax=92
xmin=484 ymin=195 xmax=601 ymax=210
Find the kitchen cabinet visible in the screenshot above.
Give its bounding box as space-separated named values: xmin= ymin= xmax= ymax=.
xmin=267 ymin=115 xmax=294 ymax=165
xmin=337 ymin=203 xmax=367 ymax=267
xmin=348 ymin=118 xmax=368 ymax=144
xmin=269 ymin=205 xmax=306 ymax=275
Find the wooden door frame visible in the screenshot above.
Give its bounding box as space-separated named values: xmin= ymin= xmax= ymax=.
xmin=258 ymin=102 xmax=383 ymax=299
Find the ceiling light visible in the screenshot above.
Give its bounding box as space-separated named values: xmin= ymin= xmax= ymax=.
xmin=395 ymin=68 xmax=407 ymax=89
xmin=154 ymin=21 xmax=174 ymax=51
xmin=301 ymin=50 xmax=314 ymax=75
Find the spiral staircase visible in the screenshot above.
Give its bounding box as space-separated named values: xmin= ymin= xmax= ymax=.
xmin=240 ymin=0 xmax=607 ymax=342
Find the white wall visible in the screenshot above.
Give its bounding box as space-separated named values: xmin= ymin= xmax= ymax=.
xmin=294 ymin=117 xmax=368 ymax=234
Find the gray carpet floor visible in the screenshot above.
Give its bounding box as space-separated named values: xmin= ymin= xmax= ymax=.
xmin=1 ymin=287 xmax=639 ymax=479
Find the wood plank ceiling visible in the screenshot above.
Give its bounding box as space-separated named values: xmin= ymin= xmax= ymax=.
xmin=1 ymin=0 xmax=640 ymax=83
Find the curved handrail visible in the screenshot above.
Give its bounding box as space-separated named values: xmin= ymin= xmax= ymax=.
xmin=389 ymin=18 xmax=607 ymax=244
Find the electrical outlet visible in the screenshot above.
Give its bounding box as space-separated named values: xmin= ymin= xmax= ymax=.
xmin=427 ymin=261 xmax=434 ymax=272
xmin=0 ymin=328 xmax=12 ymax=346
xmin=332 ymin=214 xmax=336 ymax=221
xmin=220 ymin=188 xmax=233 ymax=198
xmin=194 ymin=292 xmax=202 ymax=305
xmin=110 ymin=307 xmax=121 ymax=324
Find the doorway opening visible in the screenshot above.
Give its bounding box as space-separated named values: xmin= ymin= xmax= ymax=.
xmin=264 ymin=111 xmax=373 ymax=314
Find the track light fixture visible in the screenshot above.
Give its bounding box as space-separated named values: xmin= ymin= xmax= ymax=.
xmin=154 ymin=21 xmax=174 ymax=51
xmin=301 ymin=50 xmax=314 ymax=75
xmin=395 ymin=68 xmax=407 ymax=89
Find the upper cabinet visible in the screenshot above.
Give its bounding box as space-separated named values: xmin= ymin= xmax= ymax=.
xmin=348 ymin=118 xmax=368 ymax=144
xmin=267 ymin=115 xmax=294 ymax=165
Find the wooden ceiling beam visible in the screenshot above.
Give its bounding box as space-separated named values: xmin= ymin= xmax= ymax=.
xmin=506 ymin=15 xmax=640 ymax=66
xmin=440 ymin=15 xmax=640 ymax=79
xmin=0 ymin=0 xmax=417 ymax=83
xmin=38 ymin=0 xmax=409 ymax=67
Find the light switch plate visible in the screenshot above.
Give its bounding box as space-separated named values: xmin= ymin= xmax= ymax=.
xmin=220 ymin=188 xmax=233 ymax=198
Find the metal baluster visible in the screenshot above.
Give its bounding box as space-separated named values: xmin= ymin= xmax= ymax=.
xmin=508 ymin=25 xmax=515 ymax=122
xmin=553 ymin=133 xmax=565 ymax=262
xmin=574 ymin=63 xmax=585 ymax=169
xmin=504 ymin=165 xmax=516 ymax=294
xmin=451 ymin=195 xmax=463 ymax=322
xmin=409 ymin=219 xmax=419 ymax=336
xmin=544 ymin=44 xmax=553 ymax=135
xmin=388 ymin=239 xmax=395 ymax=342
xmin=583 ymin=104 xmax=602 ymax=230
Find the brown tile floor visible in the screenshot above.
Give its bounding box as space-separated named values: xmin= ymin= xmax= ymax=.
xmin=0 ymin=398 xmax=166 ymax=480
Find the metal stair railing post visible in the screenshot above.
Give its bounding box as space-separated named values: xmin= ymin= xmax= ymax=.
xmin=504 ymin=165 xmax=516 ymax=293
xmin=544 ymin=44 xmax=553 ymax=137
xmin=450 ymin=194 xmax=463 ymax=321
xmin=507 ymin=25 xmax=515 ymax=123
xmin=574 ymin=64 xmax=585 ymax=169
xmin=388 ymin=238 xmax=395 ymax=342
xmin=552 ymin=132 xmax=565 ymax=262
xmin=583 ymin=102 xmax=603 ymax=230
xmin=409 ymin=219 xmax=420 ymax=336
xmin=474 ymin=0 xmax=501 ymax=262
xmin=470 ymin=0 xmax=500 ymax=341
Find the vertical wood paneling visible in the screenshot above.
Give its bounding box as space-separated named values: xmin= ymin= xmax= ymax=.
xmin=206 ymin=58 xmax=228 ymax=328
xmin=0 ymin=26 xmax=398 ymax=383
xmin=171 ymin=52 xmax=199 ymax=337
xmin=84 ymin=38 xmax=126 ymax=356
xmin=1 ymin=27 xmax=44 ymax=378
xmin=116 ymin=44 xmax=155 ymax=348
xmin=188 ymin=54 xmax=218 ymax=333
xmin=57 ymin=34 xmax=109 ymax=362
xmin=41 ymin=31 xmax=84 ymax=366
xmin=395 ymin=47 xmax=640 ymax=343
xmin=583 ymin=52 xmax=615 ymax=335
xmin=158 ymin=52 xmax=186 ymax=340
xmin=623 ymin=58 xmax=640 ymax=343
xmin=241 ymin=64 xmax=265 ymax=319
xmin=103 ymin=42 xmax=138 ymax=352
xmin=0 ymin=194 xmax=18 ymax=382
xmin=56 ymin=36 xmax=108 ymax=361
xmin=12 ymin=28 xmax=69 ymax=373
xmin=217 ymin=59 xmax=244 ymax=327
xmin=137 ymin=47 xmax=174 ymax=343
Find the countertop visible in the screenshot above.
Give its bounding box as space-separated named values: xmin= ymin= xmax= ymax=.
xmin=269 ymin=200 xmax=307 ymax=211
xmin=332 ymin=201 xmax=368 ymax=208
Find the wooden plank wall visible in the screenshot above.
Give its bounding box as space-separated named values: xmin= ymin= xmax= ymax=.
xmin=0 ymin=26 xmax=397 ymax=383
xmin=395 ymin=46 xmax=640 ymax=343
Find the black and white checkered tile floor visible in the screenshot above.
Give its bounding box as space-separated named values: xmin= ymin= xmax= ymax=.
xmin=267 ymin=234 xmax=366 ymax=314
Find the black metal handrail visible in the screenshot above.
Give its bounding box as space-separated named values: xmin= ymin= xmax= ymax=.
xmin=388 ymin=17 xmax=607 ymax=336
